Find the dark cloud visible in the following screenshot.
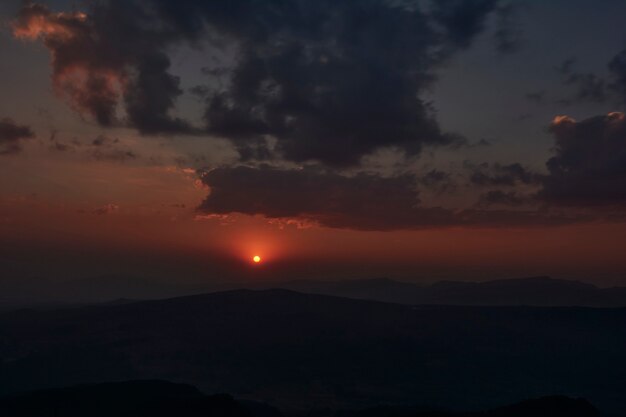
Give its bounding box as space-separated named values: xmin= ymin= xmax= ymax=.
xmin=608 ymin=49 xmax=626 ymax=104
xmin=13 ymin=4 xmax=118 ymax=125
xmin=559 ymin=75 xmax=607 ymax=105
xmin=197 ymin=165 xmax=580 ymax=231
xmin=12 ymin=2 xmax=194 ymax=134
xmin=91 ymin=149 xmax=138 ymax=162
xmin=92 ymin=204 xmax=120 ymax=215
xmin=493 ymin=2 xmax=523 ymax=54
xmin=14 ymin=0 xmax=513 ymax=166
xmin=189 ymin=85 xmax=211 ymax=99
xmin=420 ymin=169 xmax=451 ymax=185
xmin=124 ymin=52 xmax=192 ymax=134
xmin=467 ymin=162 xmax=539 ymax=187
xmin=50 ymin=141 xmax=72 ymax=152
xmin=48 ymin=133 xmax=138 ymax=162
xmin=539 ymin=112 xmax=626 ymax=206
xmin=477 ymin=190 xmax=528 ymax=207
xmin=515 ymin=113 xmax=532 ymax=122
xmin=419 ymin=169 xmax=456 ymax=194
xmin=199 ymin=165 xmax=424 ymax=230
xmin=525 ymin=90 xmax=546 ymax=104
xmin=553 ymin=57 xmax=606 ymax=104
xmin=553 ymin=51 xmax=626 ymax=106
xmin=92 ymin=135 xmax=118 ymax=147
xmin=468 ymin=112 xmax=626 ymax=211
xmin=200 ymin=0 xmax=504 ymax=166
xmin=48 ymin=132 xmax=79 ymax=153
xmin=88 ymin=134 xmax=139 ymax=162
xmin=555 ymin=57 xmax=576 ymax=76
xmin=0 ymin=118 xmax=34 ymax=155
xmin=196 ymin=110 xmax=626 ymax=230
xmin=430 ymin=0 xmax=498 ymax=48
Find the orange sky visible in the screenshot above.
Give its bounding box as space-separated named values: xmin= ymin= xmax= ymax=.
xmin=3 ymin=171 xmax=626 ymax=286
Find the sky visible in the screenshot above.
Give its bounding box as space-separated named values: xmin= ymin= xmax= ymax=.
xmin=1 ymin=0 xmax=626 ymax=289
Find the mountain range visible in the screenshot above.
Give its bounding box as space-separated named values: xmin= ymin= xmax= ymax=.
xmin=1 ymin=289 xmax=626 ymax=413
xmin=0 ymin=380 xmax=599 ymax=417
xmin=4 ymin=276 xmax=626 ymax=309
xmin=266 ymin=276 xmax=626 ymax=307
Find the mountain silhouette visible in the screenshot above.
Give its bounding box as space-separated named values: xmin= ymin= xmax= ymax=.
xmin=271 ymin=276 xmax=626 ymax=307
xmin=2 ymin=289 xmax=626 ymax=412
xmin=338 ymin=396 xmax=600 ymax=417
xmin=4 ymin=275 xmax=626 ymax=309
xmin=0 ymin=381 xmax=599 ymax=417
xmin=0 ymin=380 xmax=280 ymax=417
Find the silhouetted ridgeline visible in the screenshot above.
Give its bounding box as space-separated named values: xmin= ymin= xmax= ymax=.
xmin=272 ymin=277 xmax=626 ymax=307
xmin=4 ymin=276 xmax=626 ymax=309
xmin=0 ymin=381 xmax=600 ymax=417
xmin=0 ymin=380 xmax=276 ymax=417
xmin=1 ymin=290 xmax=625 ymax=413
xmin=337 ymin=396 xmax=600 ymax=417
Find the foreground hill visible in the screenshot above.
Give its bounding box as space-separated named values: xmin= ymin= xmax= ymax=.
xmin=0 ymin=380 xmax=279 ymax=417
xmin=0 ymin=380 xmax=599 ymax=417
xmin=1 ymin=290 xmax=625 ymax=412
xmin=339 ymin=396 xmax=600 ymax=417
xmin=272 ymin=277 xmax=626 ymax=307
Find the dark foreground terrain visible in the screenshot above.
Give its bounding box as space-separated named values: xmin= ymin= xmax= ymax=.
xmin=1 ymin=290 xmax=625 ymax=413
xmin=0 ymin=380 xmax=599 ymax=417
xmin=0 ymin=380 xmax=278 ymax=417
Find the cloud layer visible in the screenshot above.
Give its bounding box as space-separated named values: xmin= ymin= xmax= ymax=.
xmin=197 ymin=111 xmax=626 ymax=230
xmin=13 ymin=2 xmax=191 ymax=133
xmin=13 ymin=1 xmax=626 ymax=231
xmin=540 ymin=112 xmax=626 ymax=206
xmin=0 ymin=118 xmax=34 ymax=155
xmin=14 ymin=0 xmax=509 ymax=166
xmin=198 ymin=165 xmax=581 ymax=231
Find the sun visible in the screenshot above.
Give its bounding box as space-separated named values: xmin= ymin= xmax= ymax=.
xmin=252 ymin=255 xmax=262 ymax=263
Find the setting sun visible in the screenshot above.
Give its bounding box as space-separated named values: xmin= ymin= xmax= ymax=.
xmin=252 ymin=255 xmax=261 ymax=263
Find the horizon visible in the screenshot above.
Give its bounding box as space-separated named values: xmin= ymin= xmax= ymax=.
xmin=2 ymin=274 xmax=624 ymax=310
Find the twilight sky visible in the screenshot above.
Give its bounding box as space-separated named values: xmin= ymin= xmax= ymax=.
xmin=1 ymin=0 xmax=626 ymax=287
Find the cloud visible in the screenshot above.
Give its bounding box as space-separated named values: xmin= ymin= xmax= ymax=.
xmin=539 ymin=112 xmax=626 ymax=206
xmin=608 ymin=49 xmax=626 ymax=104
xmin=13 ymin=4 xmax=118 ymax=126
xmin=430 ymin=0 xmax=498 ymax=48
xmin=202 ymin=0 xmax=504 ymax=166
xmin=552 ymin=57 xmax=607 ymax=105
xmin=12 ymin=2 xmax=192 ymax=133
xmin=14 ymin=0 xmax=513 ymax=166
xmin=89 ymin=135 xmax=139 ymax=162
xmin=467 ymin=162 xmax=539 ymax=187
xmin=525 ymin=90 xmax=546 ymax=104
xmin=493 ymin=2 xmax=523 ymax=54
xmin=419 ymin=169 xmax=456 ymax=194
xmin=553 ymin=51 xmax=626 ymax=106
xmin=198 ymin=165 xmax=424 ymax=230
xmin=197 ymin=165 xmax=580 ymax=231
xmin=92 ymin=204 xmax=120 ymax=215
xmin=477 ymin=190 xmax=528 ymax=207
xmin=464 ymin=111 xmax=626 ymax=209
xmin=466 ymin=112 xmax=626 ymax=211
xmin=47 ymin=133 xmax=139 ymax=162
xmin=0 ymin=118 xmax=34 ymax=155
